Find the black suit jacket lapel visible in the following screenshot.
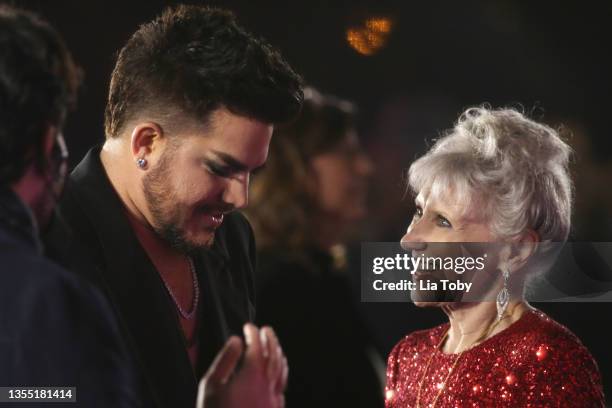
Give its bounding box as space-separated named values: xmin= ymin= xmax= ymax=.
xmin=195 ymin=222 xmax=256 ymax=376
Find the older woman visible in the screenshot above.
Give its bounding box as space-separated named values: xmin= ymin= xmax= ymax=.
xmin=385 ymin=107 xmax=605 ymax=407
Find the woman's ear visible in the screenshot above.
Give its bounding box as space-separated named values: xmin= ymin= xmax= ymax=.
xmin=496 ymin=244 xmax=513 ymax=273
xmin=508 ymin=229 xmax=540 ymax=272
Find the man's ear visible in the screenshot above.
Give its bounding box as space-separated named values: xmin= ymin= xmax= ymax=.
xmin=129 ymin=122 xmax=165 ymax=166
xmin=32 ymin=124 xmax=60 ymax=174
xmin=42 ymin=125 xmax=59 ymax=159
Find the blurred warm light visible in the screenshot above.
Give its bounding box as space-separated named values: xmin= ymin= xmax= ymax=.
xmin=366 ymin=17 xmax=392 ymax=34
xmin=346 ymin=16 xmax=393 ymax=56
xmin=347 ymin=29 xmax=375 ymax=56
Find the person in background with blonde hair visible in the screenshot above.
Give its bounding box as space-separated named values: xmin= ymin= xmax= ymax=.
xmin=246 ymin=87 xmax=383 ymax=407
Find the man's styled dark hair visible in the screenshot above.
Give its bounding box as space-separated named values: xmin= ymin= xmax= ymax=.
xmin=0 ymin=6 xmax=80 ymax=185
xmin=105 ymin=4 xmax=304 ymax=138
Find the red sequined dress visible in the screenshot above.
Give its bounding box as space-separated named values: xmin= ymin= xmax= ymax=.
xmin=385 ymin=309 xmax=605 ymax=407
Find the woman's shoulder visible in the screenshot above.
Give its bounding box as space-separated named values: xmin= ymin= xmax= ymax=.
xmin=508 ymin=308 xmax=595 ymax=357
xmin=506 ymin=308 xmax=600 ymax=372
xmin=458 ymin=307 xmax=600 ymax=374
xmin=496 ymin=308 xmax=605 ymax=405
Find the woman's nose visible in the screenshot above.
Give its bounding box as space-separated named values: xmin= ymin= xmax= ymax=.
xmin=400 ymin=230 xmax=427 ymax=252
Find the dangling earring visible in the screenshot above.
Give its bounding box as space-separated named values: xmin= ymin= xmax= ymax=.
xmin=496 ymin=266 xmax=510 ymax=321
xmin=136 ymin=158 xmax=147 ymax=169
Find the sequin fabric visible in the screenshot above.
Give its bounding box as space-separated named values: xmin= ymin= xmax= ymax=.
xmin=385 ymin=309 xmax=605 ymax=407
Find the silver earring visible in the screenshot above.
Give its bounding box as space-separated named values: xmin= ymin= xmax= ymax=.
xmin=136 ymin=158 xmax=147 ymax=169
xmin=496 ymin=267 xmax=510 ymax=321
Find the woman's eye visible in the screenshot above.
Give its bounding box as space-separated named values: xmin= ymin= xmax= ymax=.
xmin=413 ymin=206 xmax=423 ymax=219
xmin=437 ymin=215 xmax=452 ymax=228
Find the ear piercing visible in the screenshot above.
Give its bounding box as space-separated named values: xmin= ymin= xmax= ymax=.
xmin=136 ymin=158 xmax=147 ymax=169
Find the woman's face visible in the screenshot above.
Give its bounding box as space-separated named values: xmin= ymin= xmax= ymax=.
xmin=402 ymin=190 xmax=495 ymax=243
xmin=310 ymin=131 xmax=374 ymax=222
xmin=400 ymin=190 xmax=501 ymax=306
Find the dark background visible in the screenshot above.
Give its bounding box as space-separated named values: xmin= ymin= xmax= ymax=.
xmin=10 ymin=0 xmax=612 ymax=402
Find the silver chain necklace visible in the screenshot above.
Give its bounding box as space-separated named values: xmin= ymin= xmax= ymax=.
xmin=158 ymin=257 xmax=200 ymax=320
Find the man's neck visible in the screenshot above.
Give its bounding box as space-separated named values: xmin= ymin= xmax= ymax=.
xmin=2 ymin=182 xmax=43 ymax=252
xmin=124 ymin=207 xmax=184 ymax=261
xmin=10 ymin=166 xmax=46 ymax=228
xmin=100 ymin=144 xmax=185 ymax=262
xmin=100 ymin=141 xmax=149 ymax=226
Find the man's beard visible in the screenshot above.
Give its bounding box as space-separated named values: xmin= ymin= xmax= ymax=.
xmin=142 ymin=156 xmax=214 ymax=255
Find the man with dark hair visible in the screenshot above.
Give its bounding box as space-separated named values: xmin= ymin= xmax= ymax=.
xmin=0 ymin=5 xmax=140 ymax=406
xmin=46 ymin=4 xmax=302 ymax=408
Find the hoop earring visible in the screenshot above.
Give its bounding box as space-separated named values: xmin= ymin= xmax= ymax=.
xmin=496 ymin=266 xmax=510 ymax=321
xmin=136 ymin=158 xmax=147 ymax=169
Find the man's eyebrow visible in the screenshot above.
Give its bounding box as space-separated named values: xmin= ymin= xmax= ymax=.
xmin=210 ymin=150 xmax=265 ymax=173
xmin=210 ymin=150 xmax=249 ymax=172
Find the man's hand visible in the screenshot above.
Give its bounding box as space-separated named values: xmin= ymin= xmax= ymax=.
xmin=196 ymin=323 xmax=288 ymax=408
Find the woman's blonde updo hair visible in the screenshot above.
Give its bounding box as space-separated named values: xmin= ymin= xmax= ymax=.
xmin=408 ymin=106 xmax=573 ymax=243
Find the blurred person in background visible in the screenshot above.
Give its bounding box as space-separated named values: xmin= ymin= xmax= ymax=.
xmin=386 ymin=107 xmax=605 ymax=407
xmin=0 ymin=5 xmax=140 ymax=405
xmin=246 ymin=87 xmax=384 ymax=408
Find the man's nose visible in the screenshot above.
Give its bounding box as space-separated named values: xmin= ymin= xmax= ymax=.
xmin=223 ymin=177 xmax=249 ymax=210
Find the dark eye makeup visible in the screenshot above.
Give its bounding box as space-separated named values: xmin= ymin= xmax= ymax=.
xmin=205 ymin=160 xmax=233 ymax=178
xmin=413 ymin=205 xmax=453 ymax=228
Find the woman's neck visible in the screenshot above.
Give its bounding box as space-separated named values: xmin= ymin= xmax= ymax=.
xmin=441 ymin=300 xmax=529 ymax=354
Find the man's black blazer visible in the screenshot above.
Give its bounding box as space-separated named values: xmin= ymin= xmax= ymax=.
xmin=44 ymin=146 xmax=257 ymax=408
